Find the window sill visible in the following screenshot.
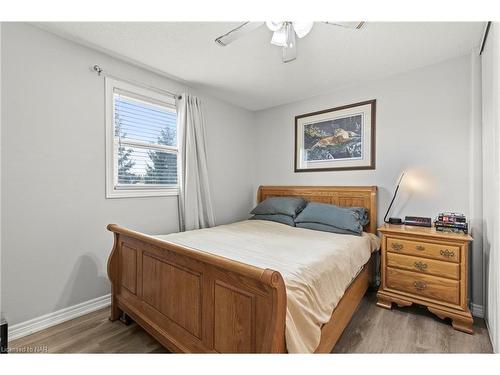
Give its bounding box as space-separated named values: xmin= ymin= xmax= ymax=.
xmin=106 ymin=187 xmax=180 ymax=199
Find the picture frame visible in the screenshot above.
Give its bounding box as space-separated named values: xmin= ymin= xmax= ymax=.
xmin=294 ymin=99 xmax=376 ymax=172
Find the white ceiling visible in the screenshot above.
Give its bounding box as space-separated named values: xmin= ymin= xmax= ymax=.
xmin=36 ymin=22 xmax=485 ymax=111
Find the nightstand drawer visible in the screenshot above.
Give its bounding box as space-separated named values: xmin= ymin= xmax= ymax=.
xmin=386 ymin=252 xmax=459 ymax=280
xmin=387 ymin=237 xmax=460 ymax=263
xmin=386 ymin=267 xmax=459 ymax=305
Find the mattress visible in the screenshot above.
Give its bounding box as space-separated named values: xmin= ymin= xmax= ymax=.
xmin=156 ymin=220 xmax=380 ymax=353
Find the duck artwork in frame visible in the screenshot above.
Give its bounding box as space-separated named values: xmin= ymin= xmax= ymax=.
xmin=295 ymin=100 xmax=376 ymax=172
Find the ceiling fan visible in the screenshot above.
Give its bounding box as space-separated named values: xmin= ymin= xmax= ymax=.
xmin=215 ymin=21 xmax=365 ymax=63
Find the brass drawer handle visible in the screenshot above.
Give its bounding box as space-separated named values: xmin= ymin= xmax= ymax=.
xmin=440 ymin=249 xmax=455 ymax=258
xmin=414 ymin=281 xmax=427 ymax=290
xmin=391 ymin=242 xmax=403 ymax=251
xmin=416 ymin=245 xmax=425 ymax=251
xmin=414 ymin=261 xmax=428 ymax=271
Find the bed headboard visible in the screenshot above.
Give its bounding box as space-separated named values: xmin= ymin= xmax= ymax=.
xmin=257 ymin=185 xmax=378 ymax=234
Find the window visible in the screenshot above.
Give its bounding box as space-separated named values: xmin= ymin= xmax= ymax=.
xmin=105 ymin=78 xmax=179 ymax=198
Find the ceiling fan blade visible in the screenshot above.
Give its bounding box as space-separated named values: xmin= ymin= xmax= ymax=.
xmin=324 ymin=21 xmax=365 ymax=29
xmin=215 ymin=22 xmax=265 ymax=46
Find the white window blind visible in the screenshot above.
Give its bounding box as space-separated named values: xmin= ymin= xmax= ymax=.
xmin=105 ymin=78 xmax=179 ymax=198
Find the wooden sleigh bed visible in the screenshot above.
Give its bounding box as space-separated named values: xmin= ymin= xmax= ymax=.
xmin=107 ymin=185 xmax=378 ymax=353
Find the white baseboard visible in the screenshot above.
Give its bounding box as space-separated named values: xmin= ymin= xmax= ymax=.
xmin=471 ymin=303 xmax=485 ymax=318
xmin=8 ymin=294 xmax=111 ymax=341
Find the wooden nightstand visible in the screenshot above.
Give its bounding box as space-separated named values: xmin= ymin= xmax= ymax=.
xmin=376 ymin=224 xmax=474 ymax=333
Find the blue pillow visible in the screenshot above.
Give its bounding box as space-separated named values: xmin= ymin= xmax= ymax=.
xmin=347 ymin=207 xmax=369 ymax=226
xmin=250 ymin=197 xmax=307 ymax=218
xmin=295 ymin=202 xmax=368 ymax=235
xmin=250 ymin=214 xmax=296 ymax=226
xmin=296 ymin=222 xmax=361 ymax=236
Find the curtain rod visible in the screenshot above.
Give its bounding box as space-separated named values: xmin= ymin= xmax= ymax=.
xmin=91 ymin=64 xmax=182 ymax=100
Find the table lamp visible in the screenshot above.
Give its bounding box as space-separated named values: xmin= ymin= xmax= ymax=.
xmin=384 ymin=172 xmax=405 ymax=225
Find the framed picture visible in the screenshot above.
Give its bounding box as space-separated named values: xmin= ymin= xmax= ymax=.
xmin=295 ymin=99 xmax=376 ymax=172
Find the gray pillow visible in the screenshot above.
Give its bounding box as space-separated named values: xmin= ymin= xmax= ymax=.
xmin=296 ymin=222 xmax=360 ymax=236
xmin=250 ymin=197 xmax=307 ymax=218
xmin=250 ymin=214 xmax=296 ymax=226
xmin=295 ymin=202 xmax=368 ymax=235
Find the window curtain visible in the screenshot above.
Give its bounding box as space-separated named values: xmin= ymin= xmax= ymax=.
xmin=176 ymin=94 xmax=215 ymax=231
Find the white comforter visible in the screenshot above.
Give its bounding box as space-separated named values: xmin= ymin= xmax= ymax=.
xmin=156 ymin=220 xmax=380 ymax=353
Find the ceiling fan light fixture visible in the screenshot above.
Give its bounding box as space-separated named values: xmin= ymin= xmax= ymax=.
xmin=292 ymin=22 xmax=314 ymax=38
xmin=270 ymin=28 xmax=287 ymax=47
xmin=271 ymin=23 xmax=297 ymax=48
xmin=266 ymin=21 xmax=284 ymax=32
xmin=214 ymin=20 xmax=364 ymax=64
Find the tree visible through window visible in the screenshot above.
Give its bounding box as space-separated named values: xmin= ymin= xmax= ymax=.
xmin=144 ymin=128 xmax=177 ymax=184
xmin=115 ymin=120 xmax=141 ymax=184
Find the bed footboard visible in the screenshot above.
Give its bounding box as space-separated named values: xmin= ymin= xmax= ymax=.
xmin=107 ymin=224 xmax=287 ymax=353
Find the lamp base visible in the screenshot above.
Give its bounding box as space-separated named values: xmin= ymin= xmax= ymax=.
xmin=388 ymin=217 xmax=403 ymax=225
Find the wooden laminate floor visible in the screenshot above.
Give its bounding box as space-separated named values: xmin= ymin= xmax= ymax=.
xmin=10 ymin=292 xmax=493 ymax=353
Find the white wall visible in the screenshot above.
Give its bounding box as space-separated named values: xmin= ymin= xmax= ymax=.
xmin=481 ymin=22 xmax=500 ymax=353
xmin=253 ymin=55 xmax=484 ymax=308
xmin=1 ymin=23 xmax=255 ymax=325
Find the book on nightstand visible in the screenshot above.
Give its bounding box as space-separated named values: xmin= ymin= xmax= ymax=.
xmin=434 ymin=212 xmax=468 ymax=234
